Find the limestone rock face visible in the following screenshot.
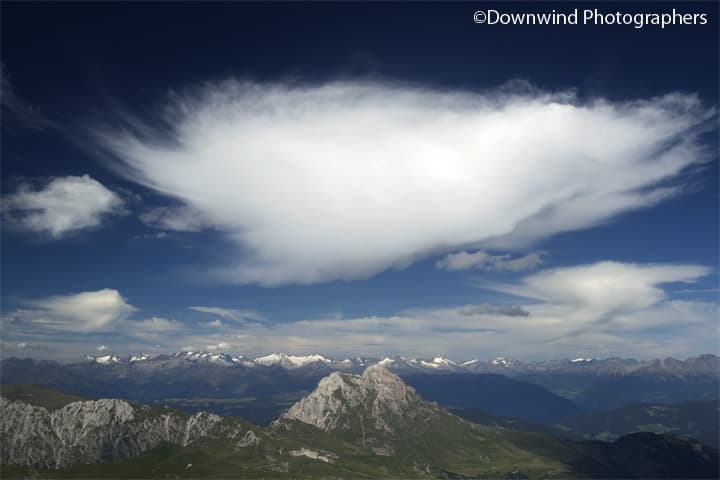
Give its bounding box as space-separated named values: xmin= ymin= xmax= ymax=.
xmin=282 ymin=365 xmax=419 ymax=431
xmin=278 ymin=364 xmax=439 ymax=455
xmin=0 ymin=397 xmax=242 ymax=469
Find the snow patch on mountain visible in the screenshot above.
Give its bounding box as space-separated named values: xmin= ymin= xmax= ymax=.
xmin=254 ymin=353 xmax=332 ymax=368
xmin=289 ymin=448 xmax=337 ymax=463
xmin=85 ymin=354 xmax=120 ymax=365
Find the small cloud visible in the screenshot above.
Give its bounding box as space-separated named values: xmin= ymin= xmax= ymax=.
xmin=437 ymin=251 xmax=544 ymax=272
xmin=200 ymin=319 xmax=224 ymax=329
xmin=458 ymin=304 xmax=530 ymax=317
xmin=2 ymin=175 xmax=125 ymax=238
xmin=127 ymin=317 xmax=183 ymax=333
xmin=189 ymin=306 xmax=266 ymax=323
xmin=96 ymin=345 xmax=109 ymax=352
xmin=17 ymin=342 xmax=27 ymax=349
xmin=205 ymin=342 xmax=231 ymax=351
xmin=132 ymin=231 xmax=169 ymax=240
xmin=139 ymin=206 xmax=212 ymax=232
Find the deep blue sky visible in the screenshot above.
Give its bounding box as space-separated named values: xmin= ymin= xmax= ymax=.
xmin=1 ymin=2 xmax=718 ymax=361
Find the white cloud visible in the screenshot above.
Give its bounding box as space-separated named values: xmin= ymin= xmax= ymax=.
xmin=96 ymin=345 xmax=109 ymax=352
xmin=200 ymin=319 xmax=225 ymax=329
xmin=8 ymin=289 xmax=137 ymax=332
xmin=189 ymin=306 xmax=266 ymax=323
xmin=161 ymin=261 xmax=717 ymax=359
xmin=436 ymin=250 xmax=543 ymax=272
xmin=457 ymin=304 xmax=529 ymax=317
xmin=3 ymin=175 xmax=125 ymax=238
xmin=126 ymin=317 xmax=183 ymax=333
xmin=2 ymin=175 xmax=125 ymax=238
xmin=96 ymin=80 xmax=713 ymax=285
xmin=139 ymin=206 xmax=212 ymax=232
xmin=5 ymin=262 xmax=715 ymax=361
xmin=489 ymin=261 xmax=710 ymax=315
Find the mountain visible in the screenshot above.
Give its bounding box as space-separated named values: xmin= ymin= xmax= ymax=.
xmin=9 ymin=352 xmax=719 ymax=377
xmin=274 ymin=365 xmax=719 ymax=478
xmin=574 ymin=373 xmax=719 ymax=411
xmin=2 ymin=353 xmax=717 ymax=424
xmin=571 ymin=432 xmax=720 ymax=479
xmin=558 ymin=400 xmax=720 ymax=448
xmin=0 ymin=396 xmax=249 ymax=469
xmin=278 ymin=364 xmax=434 ymax=455
xmin=2 ymin=371 xmax=718 ymax=479
xmin=275 ymin=364 xmax=579 ymax=475
xmin=254 ymin=353 xmax=332 ymax=368
xmin=403 ymin=373 xmax=581 ymax=421
xmin=0 ymin=384 xmax=86 ymax=411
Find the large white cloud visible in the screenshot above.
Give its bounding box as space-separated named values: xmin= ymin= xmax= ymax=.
xmin=96 ymin=81 xmax=713 ymax=285
xmin=2 ymin=175 xmax=124 ymax=238
xmin=6 ymin=289 xmax=136 ymax=332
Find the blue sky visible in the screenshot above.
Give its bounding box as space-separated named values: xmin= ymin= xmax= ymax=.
xmin=1 ymin=2 xmax=718 ymax=362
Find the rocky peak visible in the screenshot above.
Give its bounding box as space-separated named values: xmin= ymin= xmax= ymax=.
xmin=280 ymin=365 xmax=423 ymax=434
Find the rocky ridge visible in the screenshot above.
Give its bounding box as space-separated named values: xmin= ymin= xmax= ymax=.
xmin=0 ymin=396 xmax=247 ymax=469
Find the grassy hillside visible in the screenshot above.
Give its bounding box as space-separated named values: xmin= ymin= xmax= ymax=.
xmin=0 ymin=384 xmax=87 ymax=410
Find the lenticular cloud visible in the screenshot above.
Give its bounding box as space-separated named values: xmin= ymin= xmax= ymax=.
xmin=97 ymin=80 xmax=714 ymax=285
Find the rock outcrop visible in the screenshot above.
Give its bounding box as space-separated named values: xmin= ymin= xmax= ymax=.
xmin=279 ymin=365 xmax=442 ymax=454
xmin=0 ymin=397 xmax=245 ymax=469
xmin=282 ymin=364 xmax=423 ymax=432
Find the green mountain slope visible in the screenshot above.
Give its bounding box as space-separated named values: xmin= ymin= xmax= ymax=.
xmin=558 ymin=400 xmax=720 ymax=447
xmin=1 ymin=384 xmax=87 ymax=410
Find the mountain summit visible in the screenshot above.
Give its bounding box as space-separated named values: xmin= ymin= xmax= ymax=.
xmin=279 ymin=364 xmax=444 ymax=455
xmin=282 ymin=364 xmax=426 ymax=432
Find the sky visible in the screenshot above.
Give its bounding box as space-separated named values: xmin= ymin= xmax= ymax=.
xmin=1 ymin=2 xmax=718 ymax=362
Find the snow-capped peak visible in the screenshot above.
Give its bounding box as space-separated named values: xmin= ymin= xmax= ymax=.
xmin=418 ymin=356 xmax=457 ymax=369
xmin=172 ymin=351 xmax=237 ymax=365
xmin=571 ymin=357 xmax=596 ymax=363
xmin=432 ymin=356 xmax=456 ymax=366
xmin=130 ymin=354 xmax=151 ymax=363
xmin=254 ymin=353 xmax=332 ymax=368
xmin=461 ymin=358 xmax=481 ymax=366
xmin=86 ymin=354 xmax=120 ymax=365
xmin=377 ymin=357 xmax=396 ymax=367
xmin=491 ymin=357 xmax=514 ymax=366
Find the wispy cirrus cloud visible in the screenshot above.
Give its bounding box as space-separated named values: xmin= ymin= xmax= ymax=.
xmin=1 ymin=66 xmax=56 ymax=131
xmin=139 ymin=205 xmax=214 ymax=232
xmin=94 ymin=80 xmax=714 ymax=286
xmin=189 ymin=306 xmax=266 ymax=323
xmin=2 ymin=175 xmax=125 ymax=238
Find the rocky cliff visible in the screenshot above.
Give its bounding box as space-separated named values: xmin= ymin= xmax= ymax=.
xmin=0 ymin=397 xmax=246 ymax=469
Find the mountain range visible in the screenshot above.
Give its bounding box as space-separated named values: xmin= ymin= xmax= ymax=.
xmin=2 ymin=365 xmax=718 ymax=479
xmin=2 ymin=353 xmax=717 ymax=424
